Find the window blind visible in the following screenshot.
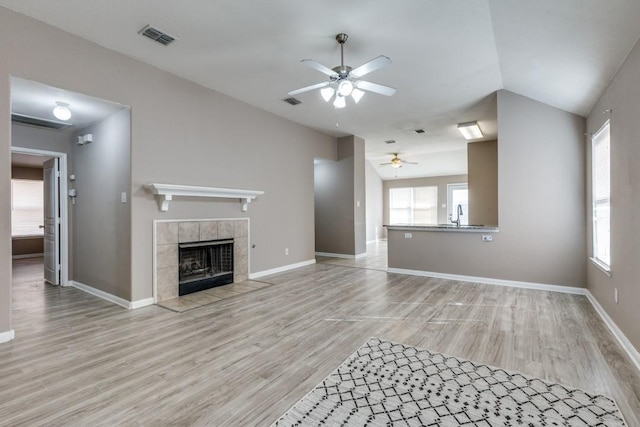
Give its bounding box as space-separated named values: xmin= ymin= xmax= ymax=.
xmin=592 ymin=121 xmax=610 ymax=267
xmin=389 ymin=186 xmax=437 ymax=225
xmin=11 ymin=179 xmax=44 ymax=237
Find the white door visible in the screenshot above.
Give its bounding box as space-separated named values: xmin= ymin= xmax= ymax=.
xmin=43 ymin=158 xmax=60 ymax=285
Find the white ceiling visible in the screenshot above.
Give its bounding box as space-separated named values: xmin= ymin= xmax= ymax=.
xmin=11 ymin=77 xmax=128 ymax=130
xmin=3 ymin=1 xmax=640 ymax=179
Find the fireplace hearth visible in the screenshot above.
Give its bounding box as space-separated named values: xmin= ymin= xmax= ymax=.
xmin=179 ymin=239 xmax=234 ymax=296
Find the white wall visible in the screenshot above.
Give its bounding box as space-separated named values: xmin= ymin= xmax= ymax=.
xmin=586 ymin=35 xmax=640 ymax=352
xmin=365 ymin=160 xmax=383 ymax=241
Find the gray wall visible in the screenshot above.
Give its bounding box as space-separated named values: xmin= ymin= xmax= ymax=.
xmin=72 ymin=109 xmax=131 ymax=299
xmin=389 ymin=90 xmax=586 ymax=287
xmin=0 ymin=8 xmax=336 ymax=334
xmin=353 ymin=136 xmax=366 ymax=255
xmin=365 ymin=160 xmax=383 ymax=242
xmin=468 ymin=140 xmax=498 ymax=226
xmin=383 ymin=175 xmax=468 ymax=226
xmin=11 ymin=123 xmax=74 ymax=156
xmin=586 ymin=35 xmax=640 ymax=352
xmin=314 ymin=136 xmax=366 ymax=256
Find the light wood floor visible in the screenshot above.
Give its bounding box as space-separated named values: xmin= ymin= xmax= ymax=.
xmin=316 ymin=240 xmax=388 ymax=271
xmin=2 ymin=256 xmax=639 ymax=426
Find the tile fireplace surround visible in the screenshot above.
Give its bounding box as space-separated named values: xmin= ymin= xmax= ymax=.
xmin=154 ymin=219 xmax=249 ymax=302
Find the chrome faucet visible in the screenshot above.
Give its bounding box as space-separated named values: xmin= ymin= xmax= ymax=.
xmin=449 ymin=204 xmax=463 ymax=227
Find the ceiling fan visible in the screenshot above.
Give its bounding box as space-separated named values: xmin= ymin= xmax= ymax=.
xmin=288 ymin=33 xmax=396 ymax=109
xmin=380 ymin=153 xmax=417 ymax=169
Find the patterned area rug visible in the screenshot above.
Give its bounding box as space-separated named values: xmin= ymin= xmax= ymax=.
xmin=273 ymin=337 xmax=626 ymax=426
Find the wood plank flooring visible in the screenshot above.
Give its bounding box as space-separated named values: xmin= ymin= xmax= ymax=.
xmin=2 ymin=256 xmax=639 ymax=426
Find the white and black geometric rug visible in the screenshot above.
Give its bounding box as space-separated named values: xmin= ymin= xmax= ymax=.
xmin=273 ymin=337 xmax=626 ymax=426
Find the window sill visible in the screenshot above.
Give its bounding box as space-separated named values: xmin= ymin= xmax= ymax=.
xmin=590 ymin=257 xmax=611 ymax=277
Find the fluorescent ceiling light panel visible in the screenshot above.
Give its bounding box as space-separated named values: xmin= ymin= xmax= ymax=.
xmin=457 ymin=121 xmax=483 ymax=140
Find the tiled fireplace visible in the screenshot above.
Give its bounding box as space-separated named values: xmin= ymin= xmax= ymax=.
xmin=154 ymin=219 xmax=249 ymax=302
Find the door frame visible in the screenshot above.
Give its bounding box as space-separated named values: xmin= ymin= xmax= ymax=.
xmin=10 ymin=146 xmax=69 ymax=286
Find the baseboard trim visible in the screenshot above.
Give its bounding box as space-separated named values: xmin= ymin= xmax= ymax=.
xmin=12 ymin=253 xmax=44 ymax=260
xmin=70 ymin=281 xmax=152 ymax=310
xmin=355 ymin=252 xmax=367 ymax=259
xmin=315 ymin=252 xmax=357 ymax=259
xmin=387 ymin=267 xmax=640 ymax=373
xmin=386 ymin=268 xmax=585 ymax=295
xmin=130 ymin=298 xmax=155 ymax=309
xmin=250 ymin=259 xmax=316 ymax=279
xmin=0 ymin=329 xmax=15 ymax=344
xmin=584 ymin=290 xmax=640 ymax=373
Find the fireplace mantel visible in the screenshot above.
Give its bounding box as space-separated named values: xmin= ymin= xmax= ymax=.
xmin=146 ymin=183 xmax=264 ymax=212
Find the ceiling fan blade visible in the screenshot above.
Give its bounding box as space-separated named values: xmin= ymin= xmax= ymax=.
xmin=301 ymin=59 xmax=338 ymax=77
xmin=288 ymin=81 xmax=330 ymax=96
xmin=379 ymin=162 xmax=392 ymax=166
xmin=351 ymin=55 xmax=391 ymax=78
xmin=403 ymin=161 xmax=418 ymax=165
xmin=357 ymin=80 xmax=396 ymax=96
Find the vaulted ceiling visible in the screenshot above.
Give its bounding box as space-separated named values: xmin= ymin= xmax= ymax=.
xmin=3 ymin=1 xmax=640 ymax=179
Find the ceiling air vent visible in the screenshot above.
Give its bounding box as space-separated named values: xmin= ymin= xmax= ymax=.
xmin=384 ymin=139 xmax=397 ymax=144
xmin=12 ymin=113 xmax=71 ymax=130
xmin=139 ymin=25 xmax=177 ymax=46
xmin=414 ymin=128 xmax=427 ymax=134
xmin=283 ymin=97 xmax=302 ymax=106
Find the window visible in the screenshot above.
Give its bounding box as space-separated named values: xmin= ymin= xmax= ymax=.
xmin=11 ymin=179 xmax=44 ymax=237
xmin=447 ymin=183 xmax=469 ymax=225
xmin=389 ymin=186 xmax=437 ymax=225
xmin=592 ymin=120 xmax=610 ymax=269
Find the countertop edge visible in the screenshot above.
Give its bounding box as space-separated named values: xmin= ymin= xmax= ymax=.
xmin=384 ymin=225 xmax=499 ymax=233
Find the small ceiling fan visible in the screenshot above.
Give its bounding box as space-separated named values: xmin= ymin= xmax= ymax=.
xmin=380 ymin=153 xmax=417 ymax=169
xmin=288 ymin=33 xmax=396 ymax=109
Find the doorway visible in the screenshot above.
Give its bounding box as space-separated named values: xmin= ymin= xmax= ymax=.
xmin=10 ymin=147 xmax=69 ymax=286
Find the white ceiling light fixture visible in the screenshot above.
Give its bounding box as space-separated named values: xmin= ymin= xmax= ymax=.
xmin=320 ymin=87 xmax=335 ymax=102
xmin=337 ymin=80 xmax=354 ymax=97
xmin=333 ymin=95 xmax=346 ymax=109
xmin=53 ymin=102 xmax=71 ymax=121
xmin=351 ymin=88 xmax=365 ymax=104
xmin=457 ymin=121 xmax=483 ymax=140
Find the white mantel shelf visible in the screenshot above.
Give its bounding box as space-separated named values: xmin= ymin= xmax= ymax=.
xmin=146 ymin=183 xmax=264 ymax=212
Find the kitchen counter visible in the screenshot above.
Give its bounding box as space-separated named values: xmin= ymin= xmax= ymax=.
xmin=384 ymin=224 xmax=499 ymax=233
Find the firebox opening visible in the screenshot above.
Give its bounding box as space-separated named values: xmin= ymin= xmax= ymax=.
xmin=178 ymin=239 xmax=234 ymax=296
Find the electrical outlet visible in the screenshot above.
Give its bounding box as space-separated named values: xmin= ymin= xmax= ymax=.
xmin=285 ymin=248 xmax=289 ymax=256
xmin=614 ymin=288 xmax=619 ymax=304
xmin=482 ymin=235 xmax=493 ymax=242
xmin=404 ymin=233 xmax=412 ymax=239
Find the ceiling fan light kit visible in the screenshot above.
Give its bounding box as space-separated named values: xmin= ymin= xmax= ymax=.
xmin=380 ymin=153 xmax=418 ymax=169
xmin=288 ymin=33 xmax=396 ymax=109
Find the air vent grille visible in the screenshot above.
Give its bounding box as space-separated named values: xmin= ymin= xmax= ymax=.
xmin=384 ymin=139 xmax=397 ymax=144
xmin=283 ymin=97 xmax=302 ymax=106
xmin=139 ymin=25 xmax=177 ymax=46
xmin=12 ymin=113 xmax=71 ymax=130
